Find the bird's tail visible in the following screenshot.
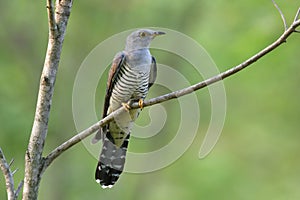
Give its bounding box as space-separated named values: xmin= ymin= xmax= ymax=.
xmin=95 ymin=133 xmax=130 ymax=188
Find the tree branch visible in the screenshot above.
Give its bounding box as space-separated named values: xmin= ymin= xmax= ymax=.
xmin=272 ymin=0 xmax=288 ymax=30
xmin=0 ymin=148 xmax=23 ymax=200
xmin=23 ymin=1 xmax=73 ymax=200
xmin=15 ymin=181 xmax=24 ymax=200
xmin=0 ymin=148 xmax=15 ymax=200
xmin=42 ymin=9 xmax=300 ymax=171
xmin=294 ymin=8 xmax=300 ymax=33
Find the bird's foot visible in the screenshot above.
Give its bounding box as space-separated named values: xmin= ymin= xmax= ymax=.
xmin=122 ymin=102 xmax=131 ymax=111
xmin=138 ymin=99 xmax=144 ymax=109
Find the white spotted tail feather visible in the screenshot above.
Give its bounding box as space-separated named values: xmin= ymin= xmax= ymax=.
xmin=95 ymin=133 xmax=130 ymax=188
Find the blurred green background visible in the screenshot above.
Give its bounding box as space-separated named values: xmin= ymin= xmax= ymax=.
xmin=1 ymin=0 xmax=300 ymax=199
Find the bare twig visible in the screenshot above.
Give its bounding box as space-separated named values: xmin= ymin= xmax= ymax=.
xmin=0 ymin=148 xmax=15 ymax=200
xmin=272 ymin=0 xmax=288 ymax=30
xmin=42 ymin=10 xmax=300 ymax=171
xmin=11 ymin=168 xmax=19 ymax=176
xmin=294 ymin=8 xmax=300 ymax=33
xmin=8 ymin=158 xmax=14 ymax=168
xmin=15 ymin=180 xmax=24 ymax=199
xmin=294 ymin=8 xmax=300 ymax=22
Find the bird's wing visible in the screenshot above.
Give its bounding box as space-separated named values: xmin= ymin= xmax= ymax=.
xmin=91 ymin=52 xmax=125 ymax=144
xmin=102 ymin=52 xmax=126 ymax=119
xmin=148 ymin=56 xmax=157 ymax=88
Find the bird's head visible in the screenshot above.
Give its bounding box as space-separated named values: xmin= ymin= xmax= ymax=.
xmin=125 ymin=29 xmax=165 ymax=51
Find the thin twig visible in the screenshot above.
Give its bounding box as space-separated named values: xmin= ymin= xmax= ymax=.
xmin=0 ymin=148 xmax=15 ymax=200
xmin=294 ymin=8 xmax=300 ymax=33
xmin=42 ymin=12 xmax=300 ymax=172
xmin=294 ymin=8 xmax=300 ymax=22
xmin=11 ymin=168 xmax=19 ymax=176
xmin=272 ymin=0 xmax=288 ymax=30
xmin=15 ymin=180 xmax=24 ymax=199
xmin=8 ymin=158 xmax=14 ymax=168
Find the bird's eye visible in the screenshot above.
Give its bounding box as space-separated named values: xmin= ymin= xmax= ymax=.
xmin=139 ymin=31 xmax=146 ymax=37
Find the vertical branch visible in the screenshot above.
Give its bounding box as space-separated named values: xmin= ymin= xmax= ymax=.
xmin=22 ymin=1 xmax=73 ymax=200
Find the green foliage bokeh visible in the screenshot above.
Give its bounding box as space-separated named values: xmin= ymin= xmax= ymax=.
xmin=0 ymin=0 xmax=300 ymax=199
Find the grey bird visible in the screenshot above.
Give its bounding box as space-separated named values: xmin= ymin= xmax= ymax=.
xmin=93 ymin=29 xmax=165 ymax=188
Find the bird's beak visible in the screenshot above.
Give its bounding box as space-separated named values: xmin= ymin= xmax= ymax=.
xmin=153 ymin=31 xmax=166 ymax=36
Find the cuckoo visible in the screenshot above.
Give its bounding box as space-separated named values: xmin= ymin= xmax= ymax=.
xmin=92 ymin=29 xmax=165 ymax=188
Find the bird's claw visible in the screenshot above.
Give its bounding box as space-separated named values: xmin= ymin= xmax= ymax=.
xmin=122 ymin=102 xmax=131 ymax=111
xmin=138 ymin=99 xmax=144 ymax=109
